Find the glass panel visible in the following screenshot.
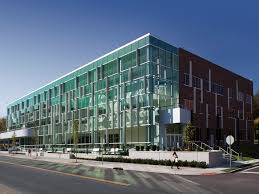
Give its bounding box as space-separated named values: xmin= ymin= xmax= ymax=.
xmin=103 ymin=60 xmax=117 ymax=77
xmin=121 ymin=52 xmax=136 ymax=71
xmin=139 ymin=47 xmax=147 ymax=64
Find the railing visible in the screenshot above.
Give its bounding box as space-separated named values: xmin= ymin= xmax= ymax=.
xmin=201 ymin=142 xmax=213 ymax=151
xmin=189 ymin=141 xmax=206 ymax=151
xmin=214 ymin=145 xmax=229 ymax=155
xmin=190 ymin=141 xmax=213 ymax=151
xmin=190 ymin=142 xmax=205 ymax=151
xmin=227 ymin=147 xmax=240 ymax=160
xmin=213 ymin=144 xmax=240 ymax=160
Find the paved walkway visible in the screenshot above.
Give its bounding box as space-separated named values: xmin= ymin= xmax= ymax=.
xmin=0 ymin=151 xmax=226 ymax=175
xmin=0 ymin=184 xmax=20 ymax=194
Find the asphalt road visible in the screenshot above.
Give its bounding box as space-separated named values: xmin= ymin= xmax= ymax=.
xmin=0 ymin=155 xmax=212 ymax=194
xmin=184 ymin=166 xmax=259 ymax=194
xmin=0 ymin=161 xmax=161 ymax=194
xmin=0 ymin=155 xmax=258 ymax=194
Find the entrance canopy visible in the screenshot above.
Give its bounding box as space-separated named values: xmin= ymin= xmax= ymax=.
xmin=0 ymin=128 xmax=34 ymax=139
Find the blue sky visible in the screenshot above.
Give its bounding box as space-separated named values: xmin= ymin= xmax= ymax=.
xmin=0 ymin=0 xmax=258 ymax=116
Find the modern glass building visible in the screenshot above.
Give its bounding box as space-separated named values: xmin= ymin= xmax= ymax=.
xmin=4 ymin=33 xmax=181 ymax=150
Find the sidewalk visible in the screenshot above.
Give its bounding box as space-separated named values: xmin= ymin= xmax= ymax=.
xmin=0 ymin=184 xmax=20 ymax=194
xmin=0 ymin=151 xmax=226 ymax=175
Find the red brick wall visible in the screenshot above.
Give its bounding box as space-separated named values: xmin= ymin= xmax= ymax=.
xmin=179 ymin=48 xmax=254 ymax=144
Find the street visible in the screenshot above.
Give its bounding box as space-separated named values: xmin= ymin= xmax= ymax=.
xmin=0 ymin=155 xmax=208 ymax=194
xmin=0 ymin=160 xmax=159 ymax=194
xmin=184 ymin=166 xmax=259 ymax=194
xmin=0 ymin=155 xmax=258 ymax=194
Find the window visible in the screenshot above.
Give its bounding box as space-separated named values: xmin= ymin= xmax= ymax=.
xmin=212 ymin=83 xmax=224 ymax=95
xmin=184 ymin=73 xmax=190 ymax=86
xmin=228 ymin=109 xmax=237 ymax=118
xmin=44 ymin=91 xmax=47 ymax=101
xmin=245 ymin=94 xmax=252 ymax=104
xmin=132 ymin=64 xmax=147 ymax=79
xmin=216 ymin=106 xmax=222 ymax=117
xmin=121 ymin=70 xmax=129 ymax=82
xmin=159 ymin=49 xmax=166 ymax=66
xmin=165 ymin=51 xmax=172 ymax=67
xmin=34 ymin=96 xmax=37 ymax=105
xmin=49 ymin=89 xmax=52 ymax=99
xmin=203 ymin=80 xmax=209 ymax=91
xmin=139 ymin=47 xmax=147 ymax=64
xmin=229 ymin=88 xmax=234 ymax=98
xmin=239 ymin=110 xmax=244 ymax=120
xmin=121 ymin=52 xmax=136 ymax=71
xmin=79 ymin=73 xmax=87 ymax=87
xmin=89 ymin=70 xmax=96 ymax=83
xmin=192 ymin=76 xmax=201 ymax=89
xmin=64 ymin=79 xmax=75 ymax=92
xmin=151 ymin=46 xmax=159 ymax=63
xmin=103 ymin=60 xmax=117 ymax=77
xmin=238 ymin=91 xmax=244 ymax=102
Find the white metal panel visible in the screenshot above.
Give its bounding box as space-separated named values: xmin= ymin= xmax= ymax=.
xmin=172 ymin=108 xmax=191 ymax=124
xmin=0 ymin=128 xmax=34 ymax=139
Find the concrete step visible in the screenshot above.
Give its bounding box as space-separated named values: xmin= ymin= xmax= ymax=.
xmin=223 ymin=154 xmax=237 ymax=161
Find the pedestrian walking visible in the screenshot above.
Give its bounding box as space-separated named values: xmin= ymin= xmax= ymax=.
xmin=171 ymin=151 xmax=180 ymax=169
xmin=28 ymin=148 xmax=31 ymax=157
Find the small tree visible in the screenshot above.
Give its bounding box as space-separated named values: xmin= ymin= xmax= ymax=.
xmin=254 ymin=117 xmax=259 ymax=145
xmin=0 ymin=118 xmax=7 ymax=132
xmin=183 ymin=123 xmax=195 ymax=150
xmin=12 ymin=131 xmax=16 ymax=147
xmin=72 ymin=119 xmax=79 ymax=163
xmin=31 ymin=128 xmax=39 ymax=157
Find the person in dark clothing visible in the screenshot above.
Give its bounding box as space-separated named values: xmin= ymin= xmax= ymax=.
xmin=28 ymin=149 xmax=31 ymax=157
xmin=171 ymin=151 xmax=180 ymax=169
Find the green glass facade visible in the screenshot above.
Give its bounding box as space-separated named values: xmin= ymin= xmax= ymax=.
xmin=6 ymin=34 xmax=179 ymax=149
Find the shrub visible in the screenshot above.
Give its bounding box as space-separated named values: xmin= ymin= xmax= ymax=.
xmin=197 ymin=161 xmax=208 ymax=168
xmin=189 ymin=160 xmax=197 ymax=167
xmin=151 ymin=145 xmax=156 ymax=151
xmin=94 ymin=157 xmax=207 ymax=168
xmin=182 ymin=160 xmax=189 ymax=167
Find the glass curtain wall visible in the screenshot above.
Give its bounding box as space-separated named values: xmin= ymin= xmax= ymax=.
xmin=6 ymin=35 xmax=179 ymax=150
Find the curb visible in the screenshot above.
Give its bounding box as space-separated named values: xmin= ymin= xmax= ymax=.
xmin=226 ymin=162 xmax=259 ymax=173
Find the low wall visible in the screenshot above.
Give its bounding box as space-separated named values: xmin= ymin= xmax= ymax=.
xmin=25 ymin=152 xmax=72 ymax=159
xmin=129 ymin=150 xmax=225 ymax=167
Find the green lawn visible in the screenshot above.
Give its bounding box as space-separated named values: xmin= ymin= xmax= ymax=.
xmin=222 ymin=168 xmax=238 ymax=173
xmin=232 ymin=143 xmax=259 ymax=159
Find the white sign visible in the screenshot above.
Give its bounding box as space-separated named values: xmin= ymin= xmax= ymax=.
xmin=226 ymin=135 xmax=234 ymax=145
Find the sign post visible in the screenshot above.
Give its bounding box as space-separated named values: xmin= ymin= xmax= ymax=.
xmin=226 ymin=135 xmax=235 ymax=169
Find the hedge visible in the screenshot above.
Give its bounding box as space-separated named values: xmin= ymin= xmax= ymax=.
xmin=95 ymin=157 xmax=208 ymax=168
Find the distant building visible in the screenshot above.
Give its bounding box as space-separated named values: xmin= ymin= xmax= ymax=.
xmin=0 ymin=33 xmax=253 ymax=150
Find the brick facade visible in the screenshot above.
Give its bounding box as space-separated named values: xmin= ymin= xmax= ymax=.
xmin=179 ymin=48 xmax=253 ymax=146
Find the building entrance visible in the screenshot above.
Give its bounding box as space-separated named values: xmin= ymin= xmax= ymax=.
xmin=166 ymin=134 xmax=182 ymax=150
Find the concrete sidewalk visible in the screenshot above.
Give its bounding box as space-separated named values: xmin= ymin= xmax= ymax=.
xmin=0 ymin=151 xmax=226 ymax=175
xmin=0 ymin=184 xmax=20 ymax=194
